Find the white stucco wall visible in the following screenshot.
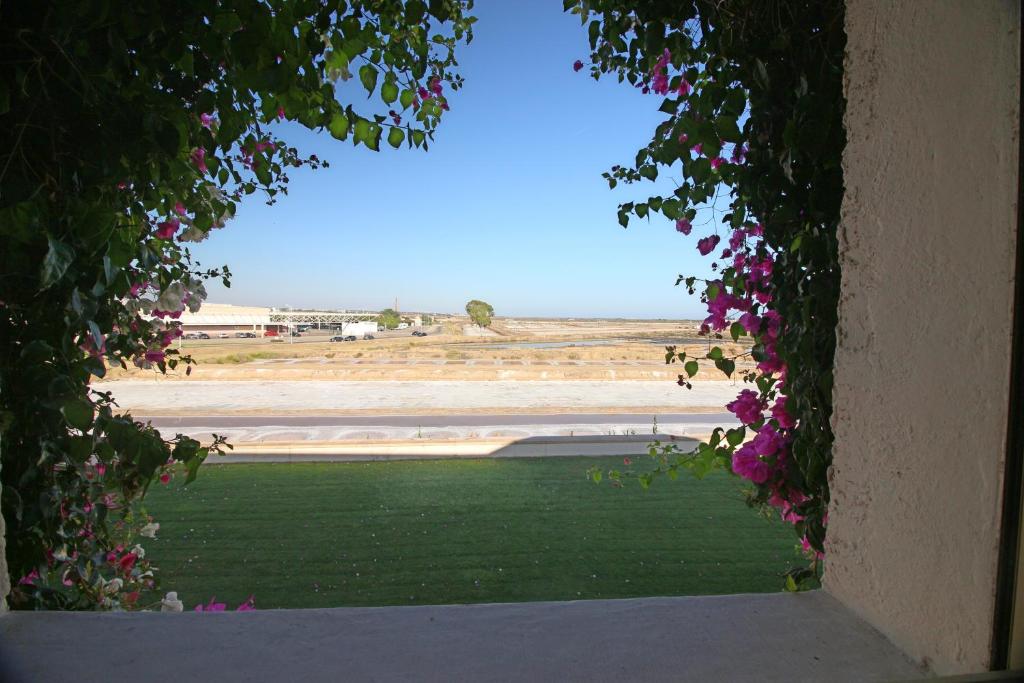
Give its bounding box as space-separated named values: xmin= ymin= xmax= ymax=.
xmin=825 ymin=0 xmax=1020 ymax=674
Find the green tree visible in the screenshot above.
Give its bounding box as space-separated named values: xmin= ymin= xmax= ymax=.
xmin=378 ymin=309 xmax=401 ymax=330
xmin=465 ymin=299 xmax=494 ymax=327
xmin=0 ymin=0 xmax=474 ymax=609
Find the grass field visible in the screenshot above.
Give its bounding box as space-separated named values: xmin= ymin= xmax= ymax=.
xmin=142 ymin=458 xmax=801 ymax=610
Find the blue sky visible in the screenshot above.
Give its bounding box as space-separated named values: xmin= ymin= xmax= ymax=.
xmin=191 ymin=1 xmax=716 ymax=318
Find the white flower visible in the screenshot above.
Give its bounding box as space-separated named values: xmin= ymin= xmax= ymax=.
xmin=130 ymin=544 xmax=146 ymax=559
xmin=139 ymin=523 xmax=160 ymax=539
xmin=161 ymin=592 xmax=184 ymax=613
xmin=104 ymin=578 xmax=124 ymax=594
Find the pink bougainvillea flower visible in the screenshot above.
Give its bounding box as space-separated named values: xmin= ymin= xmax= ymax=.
xmin=276 ymin=105 xmax=285 ymax=121
xmin=573 ymin=59 xmax=583 ymax=72
xmin=730 ymin=144 xmax=747 ymax=164
xmin=650 ymin=48 xmax=672 ymax=95
xmin=726 ymin=389 xmax=765 ymax=426
xmin=144 ymin=350 xmax=166 ymax=364
xmin=195 ymin=596 xmax=228 ymax=612
xmin=728 ymin=229 xmax=746 ymax=252
xmin=710 ymin=157 xmax=725 ymax=170
xmin=678 ymin=78 xmax=691 ymax=96
xmin=675 ymin=218 xmax=692 ymax=235
xmin=771 ymin=396 xmax=797 ymax=429
xmin=190 ymin=147 xmax=208 ymax=175
xmin=160 ymin=472 xmax=171 ymax=485
xmin=623 ymin=457 xmax=632 ymax=466
xmin=95 ymin=462 xmax=106 ymax=477
xmin=678 ymin=133 xmax=689 ymax=144
xmin=236 ymin=595 xmax=256 ymax=611
xmin=696 ymin=234 xmax=721 ymax=256
xmin=200 ymin=112 xmax=213 ymax=128
xmin=692 ymin=142 xmax=703 ymax=156
xmin=174 ymin=202 xmax=187 ymax=216
xmin=255 ymin=140 xmax=274 ymax=153
xmin=417 ymin=86 xmax=430 ymax=101
xmin=19 ymin=569 xmax=39 ymax=586
xmin=155 ymin=219 xmax=179 ymax=240
xmin=429 ymin=76 xmax=443 ymax=96
xmin=128 ymin=281 xmax=147 ymax=298
xmin=732 ymin=442 xmax=771 ymax=484
xmin=118 ymin=552 xmax=137 ymax=573
xmin=748 ymin=221 xmax=765 ymax=237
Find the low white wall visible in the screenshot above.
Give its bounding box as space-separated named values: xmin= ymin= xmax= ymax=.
xmin=826 ymin=0 xmax=1020 ymax=674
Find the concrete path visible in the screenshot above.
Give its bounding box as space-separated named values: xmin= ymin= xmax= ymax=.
xmin=141 ymin=412 xmax=737 ymax=443
xmin=98 ymin=380 xmax=743 ymax=415
xmin=0 ymin=592 xmax=926 ymax=682
xmin=202 ymin=435 xmax=700 ymax=463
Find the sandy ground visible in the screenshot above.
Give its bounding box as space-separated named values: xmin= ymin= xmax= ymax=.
xmin=98 ymin=379 xmax=745 ymax=416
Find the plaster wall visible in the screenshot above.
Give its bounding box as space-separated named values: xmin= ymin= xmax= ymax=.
xmin=825 ymin=0 xmax=1020 ymax=674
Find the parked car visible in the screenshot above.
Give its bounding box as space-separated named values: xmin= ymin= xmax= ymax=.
xmin=344 ymin=335 xmax=357 ymax=341
xmin=235 ymin=332 xmax=257 ymax=338
xmin=218 ymin=333 xmax=230 ymax=338
xmin=363 ymin=334 xmax=375 ymax=340
xmin=290 ymin=331 xmax=302 ymax=337
xmin=329 ymin=335 xmax=344 ymax=342
xmin=183 ymin=332 xmax=200 ymax=340
xmin=197 ymin=332 xmax=210 ymax=339
xmin=411 ymin=330 xmax=428 ymax=337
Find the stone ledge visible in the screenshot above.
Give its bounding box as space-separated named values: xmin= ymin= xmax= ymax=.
xmin=0 ymin=591 xmax=926 ymax=682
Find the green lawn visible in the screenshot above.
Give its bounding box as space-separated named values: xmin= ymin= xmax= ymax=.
xmin=141 ymin=458 xmax=801 ymax=610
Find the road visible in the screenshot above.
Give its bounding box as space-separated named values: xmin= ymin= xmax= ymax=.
xmin=99 ymin=379 xmax=744 ymax=415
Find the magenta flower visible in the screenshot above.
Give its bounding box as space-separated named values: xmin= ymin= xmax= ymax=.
xmin=174 ymin=202 xmax=187 ymax=216
xmin=710 ymin=157 xmax=724 ymax=170
xmin=417 ymin=86 xmax=430 ymax=101
xmin=190 ymin=148 xmax=208 ymax=175
xmin=95 ymin=463 xmax=106 ymax=477
xmin=159 ymin=472 xmax=171 ymax=484
xmin=276 ymin=105 xmax=285 ymax=121
xmin=696 ymin=234 xmax=720 ymax=256
xmin=195 ymin=596 xmax=228 ymax=612
xmin=730 ymin=144 xmax=747 ymax=164
xmin=236 ymin=595 xmax=257 ymax=611
xmin=429 ymin=76 xmax=443 ymax=96
xmin=650 ymin=48 xmax=672 ymax=96
xmin=678 ymin=78 xmax=691 ymax=96
xmin=748 ymin=221 xmax=765 ymax=237
xmin=771 ymin=396 xmax=797 ymax=429
xmin=675 ymin=218 xmax=692 ymax=235
xmin=154 ymin=221 xmax=178 ymax=241
xmin=144 ymin=350 xmax=166 ymax=363
xmin=19 ymin=569 xmax=39 ymax=586
xmin=155 ymin=219 xmax=179 ymax=240
xmin=678 ymin=133 xmax=688 ymax=144
xmin=573 ymin=60 xmax=583 ymax=72
xmin=692 ymin=142 xmax=703 ymax=156
xmin=726 ymin=389 xmax=765 ymax=426
xmin=200 ymin=112 xmax=213 ymax=129
xmin=738 ymin=312 xmax=761 ymax=335
xmin=732 ymin=442 xmax=771 ymax=484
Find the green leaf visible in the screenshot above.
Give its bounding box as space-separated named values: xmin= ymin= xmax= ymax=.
xmin=707 ymin=283 xmax=720 ymax=301
xmin=381 ymin=81 xmax=399 ymax=104
xmin=359 ymin=64 xmax=378 ymax=95
xmin=730 ymin=322 xmax=744 ymax=342
xmin=638 ymin=165 xmax=658 ymax=181
xmin=387 ymin=127 xmax=404 ymax=149
xmin=399 ymin=89 xmax=415 ymax=109
xmin=40 ymin=238 xmax=74 ymax=290
xmin=708 ymin=346 xmax=723 ymax=361
xmin=726 ymin=427 xmax=746 ymax=447
xmin=786 ymin=575 xmax=798 ymax=592
xmin=328 ymin=113 xmax=350 ymax=140
xmin=684 ymin=360 xmax=699 ymax=377
xmin=61 ymin=399 xmax=93 ymax=431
